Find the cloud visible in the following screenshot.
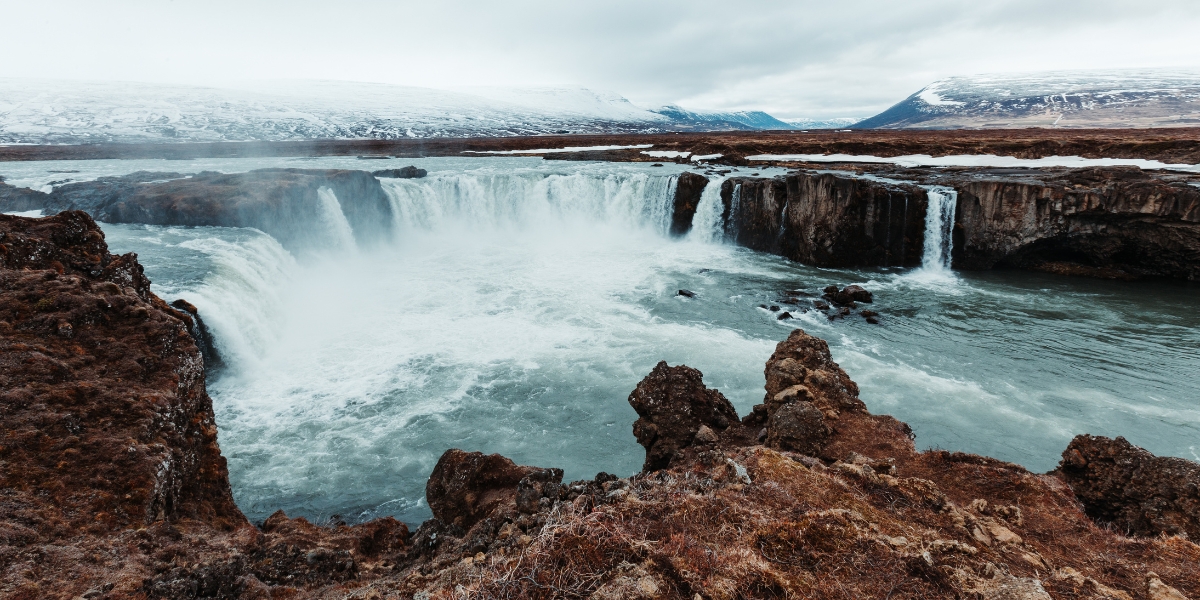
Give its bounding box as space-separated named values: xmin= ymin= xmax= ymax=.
xmin=4 ymin=0 xmax=1199 ymax=119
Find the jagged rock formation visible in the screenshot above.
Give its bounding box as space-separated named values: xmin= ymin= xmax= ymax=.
xmin=627 ymin=361 xmax=742 ymax=471
xmin=716 ymin=172 xmax=928 ymax=267
xmin=0 ymin=169 xmax=395 ymax=251
xmin=952 ymin=167 xmax=1200 ymax=279
xmin=1059 ymin=435 xmax=1200 ymax=540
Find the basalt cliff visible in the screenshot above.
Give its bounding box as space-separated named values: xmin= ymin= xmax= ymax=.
xmin=674 ymin=165 xmax=1200 ymax=279
xmin=2 ymin=212 xmax=1197 ymax=599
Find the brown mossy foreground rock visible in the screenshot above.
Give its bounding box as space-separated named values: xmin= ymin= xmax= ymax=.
xmin=1059 ymin=434 xmax=1200 ymax=540
xmin=2 ymin=212 xmax=1198 ymax=599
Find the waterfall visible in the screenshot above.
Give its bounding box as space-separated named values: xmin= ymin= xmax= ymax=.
xmin=728 ymin=183 xmax=742 ymax=241
xmin=316 ymin=187 xmax=357 ymax=251
xmin=688 ymin=177 xmax=728 ymax=243
xmin=921 ymin=187 xmax=958 ymax=271
xmin=377 ymin=171 xmax=678 ymax=235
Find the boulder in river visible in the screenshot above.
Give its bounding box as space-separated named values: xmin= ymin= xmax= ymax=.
xmin=372 ymin=166 xmax=427 ymax=178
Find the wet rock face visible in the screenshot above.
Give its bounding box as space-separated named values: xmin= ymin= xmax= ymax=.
xmin=953 ymin=167 xmax=1200 ymax=280
xmin=170 ymin=298 xmax=223 ymax=371
xmin=669 ymin=172 xmax=709 ymax=236
xmin=721 ymin=173 xmax=928 ymax=268
xmin=628 ymin=361 xmax=740 ymax=471
xmin=426 ymin=449 xmax=560 ymax=530
xmin=0 ymin=211 xmax=245 ymax=538
xmin=1058 ymin=435 xmax=1200 ymax=539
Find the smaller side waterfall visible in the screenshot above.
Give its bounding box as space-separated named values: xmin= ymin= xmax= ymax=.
xmin=921 ymin=187 xmax=958 ymax=271
xmin=688 ymin=177 xmax=729 ymax=243
xmin=316 ymin=187 xmax=357 ymax=251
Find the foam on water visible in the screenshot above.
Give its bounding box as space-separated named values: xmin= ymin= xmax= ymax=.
xmin=63 ymin=158 xmax=1200 ymax=527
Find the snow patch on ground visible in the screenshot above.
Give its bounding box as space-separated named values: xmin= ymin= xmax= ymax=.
xmin=464 ymin=144 xmax=653 ymax=155
xmin=641 ymin=150 xmax=691 ymax=158
xmin=746 ymin=153 xmax=1200 ymax=173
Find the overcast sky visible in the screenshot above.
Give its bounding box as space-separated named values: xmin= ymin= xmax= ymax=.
xmin=5 ymin=0 xmax=1199 ymax=119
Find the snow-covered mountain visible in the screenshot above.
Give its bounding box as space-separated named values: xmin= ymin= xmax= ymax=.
xmin=854 ymin=70 xmax=1200 ymax=129
xmin=782 ymin=117 xmax=861 ymax=129
xmin=648 ymin=106 xmax=796 ymax=131
xmin=0 ymin=79 xmax=795 ymax=144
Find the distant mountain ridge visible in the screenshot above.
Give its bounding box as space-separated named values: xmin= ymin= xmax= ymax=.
xmin=0 ymin=79 xmax=798 ymax=144
xmin=854 ymin=69 xmax=1200 ymax=129
xmin=648 ymin=105 xmax=796 ymax=131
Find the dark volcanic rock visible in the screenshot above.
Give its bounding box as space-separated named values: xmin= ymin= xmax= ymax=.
xmin=170 ymin=298 xmax=223 ymax=371
xmin=670 ymin=172 xmax=709 ymax=236
xmin=0 ymin=178 xmax=52 ymax=213
xmin=1058 ymin=435 xmax=1200 ymax=539
xmin=372 ymin=166 xmax=427 ymax=178
xmin=628 ymin=361 xmax=740 ymax=471
xmin=766 ymin=400 xmax=831 ymax=455
xmin=676 ymin=288 xmax=696 ymax=298
xmin=719 ymin=173 xmax=928 ymax=267
xmin=953 ymin=167 xmax=1200 ymax=280
xmin=842 ymin=284 xmax=873 ymax=303
xmin=426 ymin=449 xmax=546 ymax=529
xmin=0 ymin=211 xmax=245 ymax=535
xmin=760 ymin=329 xmax=866 ymax=456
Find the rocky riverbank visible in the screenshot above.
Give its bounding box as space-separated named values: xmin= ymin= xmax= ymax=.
xmin=2 ymin=212 xmax=1197 ymax=599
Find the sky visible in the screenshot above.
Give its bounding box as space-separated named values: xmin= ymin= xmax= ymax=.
xmin=4 ymin=0 xmax=1200 ymax=119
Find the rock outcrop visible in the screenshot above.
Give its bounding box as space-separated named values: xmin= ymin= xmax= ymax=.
xmin=720 ymin=172 xmax=929 ymax=267
xmin=627 ymin=361 xmax=741 ymax=471
xmin=669 ymin=171 xmax=709 ymax=236
xmin=425 ymin=449 xmax=561 ymax=530
xmin=1058 ymin=434 xmax=1200 ymax=539
xmin=0 ymin=211 xmax=244 ymax=535
xmin=952 ymin=167 xmax=1200 ymax=279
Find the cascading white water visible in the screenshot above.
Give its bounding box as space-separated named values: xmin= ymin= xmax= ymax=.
xmin=378 ymin=171 xmax=677 ymax=235
xmin=921 ymin=187 xmax=958 ymax=272
xmin=316 ymin=187 xmax=358 ymax=251
xmin=689 ymin=177 xmax=728 ymax=242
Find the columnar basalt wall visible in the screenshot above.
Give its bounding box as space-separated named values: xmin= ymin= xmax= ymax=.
xmin=669 ymin=172 xmax=709 ymax=236
xmin=716 ymin=173 xmax=928 ymax=268
xmin=951 ymin=167 xmax=1200 ymax=279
